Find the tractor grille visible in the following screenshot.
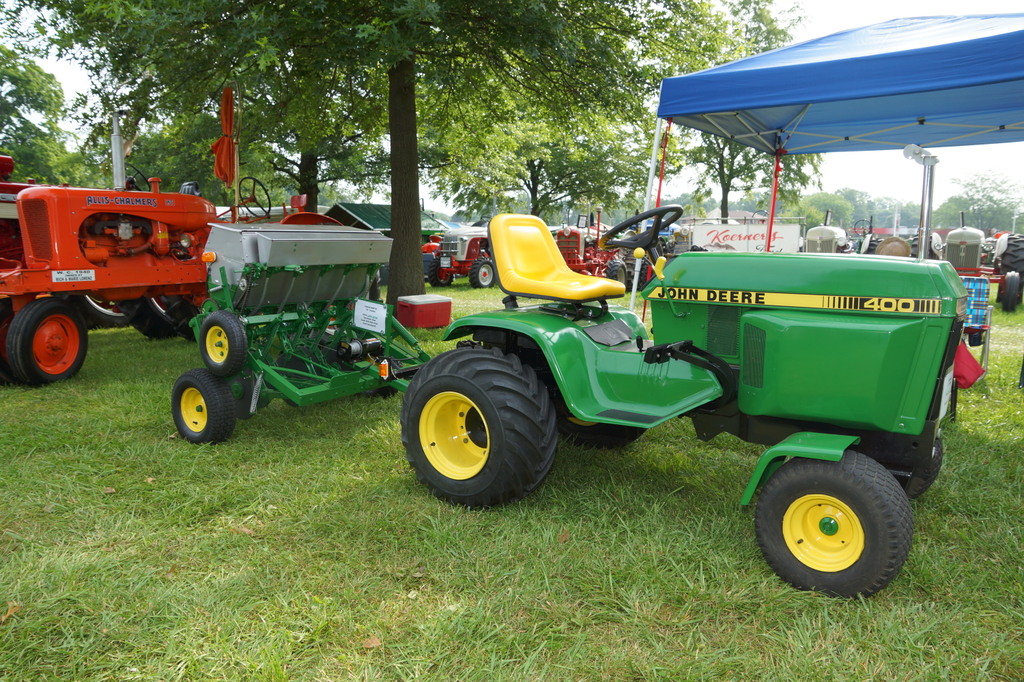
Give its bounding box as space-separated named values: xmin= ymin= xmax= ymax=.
xmin=20 ymin=197 xmax=53 ymax=262
xmin=805 ymin=236 xmax=836 ymax=253
xmin=741 ymin=325 xmax=766 ymax=388
xmin=946 ymin=243 xmax=981 ymax=269
xmin=706 ymin=305 xmax=740 ymax=358
xmin=439 ymin=233 xmax=459 ymax=258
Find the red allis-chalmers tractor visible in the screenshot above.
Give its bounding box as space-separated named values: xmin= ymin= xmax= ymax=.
xmin=0 ymin=153 xmax=216 ymax=385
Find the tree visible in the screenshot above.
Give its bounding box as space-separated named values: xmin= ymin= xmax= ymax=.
xmin=0 ymin=44 xmax=69 ymax=183
xmin=799 ymin=192 xmax=854 ymax=228
xmin=12 ymin=0 xmax=725 ymax=302
xmin=933 ymin=173 xmax=1023 ymax=233
xmin=680 ymin=0 xmax=821 ymax=219
xmin=430 ymin=108 xmax=652 ymax=223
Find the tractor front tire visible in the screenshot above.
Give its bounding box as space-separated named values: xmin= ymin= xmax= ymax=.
xmin=172 ymin=368 xmax=237 ymax=444
xmin=6 ymin=297 xmax=88 ymax=385
xmin=754 ymin=451 xmax=912 ymax=597
xmin=199 ymin=310 xmax=248 ymax=377
xmin=426 ymin=257 xmax=453 ymax=287
xmin=1001 ymin=271 xmax=1020 ymax=313
xmin=468 ymin=257 xmax=495 ymax=288
xmin=401 ymin=347 xmax=557 ymax=507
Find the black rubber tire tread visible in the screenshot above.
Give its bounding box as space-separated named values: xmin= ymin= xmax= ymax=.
xmin=754 ymin=450 xmax=913 ymax=598
xmin=199 ymin=310 xmax=248 ymax=377
xmin=468 ymin=257 xmax=495 ymax=288
xmin=400 ymin=346 xmax=557 ymax=507
xmin=121 ymin=296 xmax=199 ymax=340
xmin=426 ymin=257 xmax=452 ymax=287
xmin=0 ymin=298 xmax=19 ymax=384
xmin=171 ymin=368 xmax=237 ymax=444
xmin=7 ymin=297 xmax=88 ymax=385
xmin=1001 ymin=271 xmax=1020 ymax=313
xmin=1000 ymin=233 xmax=1024 ymax=275
xmin=605 ymin=259 xmax=629 ymax=286
xmin=66 ymin=295 xmax=129 ymax=329
xmin=905 ymin=437 xmax=943 ymax=499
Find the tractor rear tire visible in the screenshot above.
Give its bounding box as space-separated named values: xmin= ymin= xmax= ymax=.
xmin=426 ymin=257 xmax=453 ymax=287
xmin=66 ymin=295 xmax=128 ymax=329
xmin=0 ymin=298 xmax=17 ymax=384
xmin=754 ymin=451 xmax=912 ymax=598
xmin=121 ymin=296 xmax=199 ymax=340
xmin=468 ymin=257 xmax=495 ymax=288
xmin=199 ymin=310 xmax=248 ymax=377
xmin=1000 ymin=233 xmax=1024 ymax=275
xmin=6 ymin=297 xmax=88 ymax=385
xmin=172 ymin=368 xmax=237 ymax=444
xmin=1001 ymin=271 xmax=1020 ymax=313
xmin=401 ymin=347 xmax=557 ymax=507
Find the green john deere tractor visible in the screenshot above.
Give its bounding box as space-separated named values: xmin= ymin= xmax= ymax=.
xmin=400 ymin=206 xmax=967 ymax=598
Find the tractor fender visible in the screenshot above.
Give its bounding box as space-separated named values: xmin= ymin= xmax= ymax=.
xmin=740 ymin=432 xmax=861 ymax=505
xmin=443 ymin=307 xmax=723 ymax=428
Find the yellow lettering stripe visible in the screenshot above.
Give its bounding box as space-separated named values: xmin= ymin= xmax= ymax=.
xmin=648 ymin=287 xmax=942 ymax=315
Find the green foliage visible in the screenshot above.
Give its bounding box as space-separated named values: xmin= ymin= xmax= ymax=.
xmin=0 ymin=43 xmax=71 ymax=182
xmin=679 ymin=0 xmax=822 ymax=217
xmin=933 ymin=173 xmax=1024 ymax=232
xmin=799 ymin=192 xmax=854 ymax=228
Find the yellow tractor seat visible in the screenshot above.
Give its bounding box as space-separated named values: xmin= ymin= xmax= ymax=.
xmin=489 ymin=213 xmax=626 ymax=304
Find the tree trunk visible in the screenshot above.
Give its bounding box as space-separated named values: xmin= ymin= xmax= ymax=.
xmin=297 ymin=150 xmax=319 ymax=210
xmin=386 ymin=56 xmax=426 ymax=305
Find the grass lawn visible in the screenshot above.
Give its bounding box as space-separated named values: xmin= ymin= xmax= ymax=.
xmin=1 ymin=281 xmax=1023 ymax=680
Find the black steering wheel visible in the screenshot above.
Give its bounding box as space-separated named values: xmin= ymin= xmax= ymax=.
xmin=599 ymin=205 xmax=685 ymax=259
xmin=238 ymin=176 xmax=272 ymax=220
xmin=124 ymin=163 xmax=151 ymax=191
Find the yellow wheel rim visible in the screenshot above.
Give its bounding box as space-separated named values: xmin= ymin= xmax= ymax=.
xmin=782 ymin=494 xmax=865 ymax=572
xmin=419 ymin=391 xmax=489 ymax=480
xmin=180 ymin=386 xmax=208 ymax=434
xmin=204 ymin=325 xmax=229 ymax=365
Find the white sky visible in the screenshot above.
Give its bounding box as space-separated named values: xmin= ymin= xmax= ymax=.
xmin=37 ymin=2 xmax=1024 ymax=211
xmin=785 ymin=0 xmax=1024 ymax=205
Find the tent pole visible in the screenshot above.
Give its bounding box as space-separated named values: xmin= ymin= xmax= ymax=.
xmin=765 ymin=149 xmax=784 ymax=252
xmin=643 ymin=118 xmax=665 ymax=211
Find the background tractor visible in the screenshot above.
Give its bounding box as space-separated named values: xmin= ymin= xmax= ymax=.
xmin=426 ymin=225 xmax=494 ymax=288
xmin=942 ymin=226 xmax=1023 ymax=312
xmin=400 ymin=206 xmax=964 ymax=598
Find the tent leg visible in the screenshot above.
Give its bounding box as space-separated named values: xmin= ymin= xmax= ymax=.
xmin=765 ymin=150 xmax=784 ymax=252
xmin=643 ymin=118 xmax=665 ymax=211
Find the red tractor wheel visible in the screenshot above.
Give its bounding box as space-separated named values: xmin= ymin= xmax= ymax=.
xmin=6 ymin=297 xmax=88 ymax=385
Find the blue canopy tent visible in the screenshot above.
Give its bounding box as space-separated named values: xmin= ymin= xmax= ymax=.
xmin=654 ymin=14 xmax=1024 ymax=245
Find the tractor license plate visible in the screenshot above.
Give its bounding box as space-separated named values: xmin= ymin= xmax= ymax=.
xmin=439 ymin=256 xmax=452 ymax=268
xmin=938 ymin=368 xmax=954 ymax=422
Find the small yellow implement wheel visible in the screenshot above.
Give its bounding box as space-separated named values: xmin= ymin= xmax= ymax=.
xmin=172 ymin=368 xmax=237 ymax=444
xmin=199 ymin=310 xmax=248 ymax=377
